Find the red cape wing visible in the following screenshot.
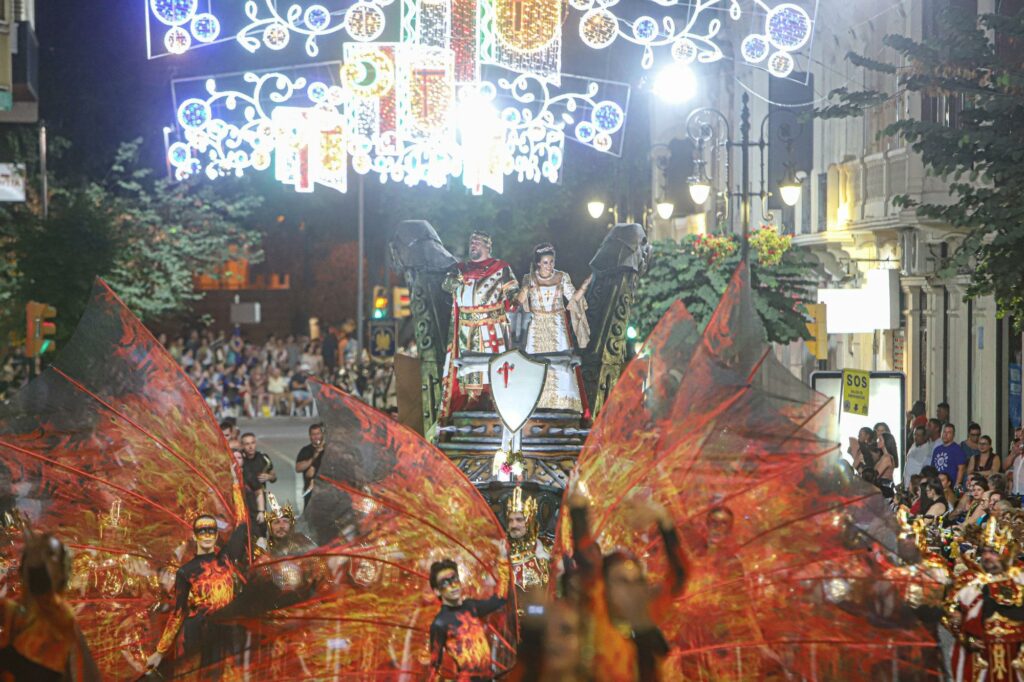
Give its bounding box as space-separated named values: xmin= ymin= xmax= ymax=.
xmin=0 ymin=280 xmax=239 ymax=679
xmin=558 ymin=264 xmax=937 ymax=680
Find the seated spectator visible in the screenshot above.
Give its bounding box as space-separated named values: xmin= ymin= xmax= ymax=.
xmin=920 ymin=480 xmax=948 ymax=519
xmin=290 ymin=365 xmax=314 ymax=415
xmin=908 ymin=466 xmax=939 ymax=515
xmin=966 ymin=433 xmax=1000 ymax=477
xmin=989 ymin=472 xmax=1008 ymax=497
xmin=301 ymin=342 xmax=322 ymax=378
xmin=267 ymin=365 xmax=289 ymax=415
xmin=959 ymin=476 xmax=989 ymax=526
xmin=937 ymin=472 xmax=957 ymax=509
xmin=250 ymin=366 xmax=271 ymax=417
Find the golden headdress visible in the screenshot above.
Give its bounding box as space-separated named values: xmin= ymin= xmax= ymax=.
xmin=265 ymin=492 xmax=296 ymax=524
xmin=506 ymin=486 xmax=538 ymax=524
xmin=470 ymin=231 xmax=493 ymax=249
xmin=981 ymin=515 xmax=1014 ymax=557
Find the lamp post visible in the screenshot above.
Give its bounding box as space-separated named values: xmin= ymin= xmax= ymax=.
xmin=685 ymin=93 xmax=803 ymax=259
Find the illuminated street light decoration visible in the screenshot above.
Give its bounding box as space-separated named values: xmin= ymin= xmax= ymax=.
xmin=167 ymin=62 xmax=628 ymax=194
xmin=154 ymin=0 xmax=630 ymax=194
xmin=569 ymin=0 xmax=817 ymax=79
xmin=148 ymin=0 xmax=222 ymax=55
xmin=237 ymin=0 xmax=392 ymax=56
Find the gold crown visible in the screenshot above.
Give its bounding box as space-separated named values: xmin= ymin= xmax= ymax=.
xmin=982 ymin=515 xmax=1014 ymax=556
xmin=265 ymin=493 xmax=295 ymax=524
xmin=470 ymin=231 xmax=492 ymax=248
xmin=506 ymin=486 xmax=537 ymax=523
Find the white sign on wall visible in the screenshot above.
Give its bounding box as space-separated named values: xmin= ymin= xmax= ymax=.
xmin=0 ymin=164 xmax=26 ymax=202
xmin=817 ymin=269 xmax=900 ymax=334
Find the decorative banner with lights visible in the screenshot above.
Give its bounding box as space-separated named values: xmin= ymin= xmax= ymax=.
xmin=168 ymin=62 xmax=629 ymax=195
xmin=571 ymin=0 xmax=818 ymax=80
xmin=150 ymin=0 xmax=813 ymax=194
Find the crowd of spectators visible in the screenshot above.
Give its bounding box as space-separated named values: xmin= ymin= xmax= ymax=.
xmin=158 ymin=323 xmax=407 ymax=420
xmin=847 ymin=399 xmax=1024 ymax=525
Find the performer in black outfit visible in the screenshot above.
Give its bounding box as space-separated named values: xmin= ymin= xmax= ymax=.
xmin=146 ymin=514 xmax=249 ymax=673
xmin=428 ymin=559 xmax=506 ymax=681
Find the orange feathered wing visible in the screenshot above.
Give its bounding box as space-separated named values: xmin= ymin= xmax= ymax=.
xmin=0 ymin=280 xmax=240 ymax=678
xmin=557 ymin=263 xmax=939 ymax=680
xmin=0 ymin=281 xmax=514 ymax=680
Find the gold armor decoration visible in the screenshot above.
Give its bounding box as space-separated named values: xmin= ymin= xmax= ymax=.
xmin=265 ymin=492 xmax=296 ymax=524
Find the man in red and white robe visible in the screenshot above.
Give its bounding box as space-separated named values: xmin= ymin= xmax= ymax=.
xmin=441 ymin=231 xmax=518 ymax=415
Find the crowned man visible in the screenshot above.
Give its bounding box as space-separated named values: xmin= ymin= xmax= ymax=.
xmin=261 ymin=493 xmax=315 ymax=559
xmin=946 ymin=516 xmax=1024 ymax=682
xmin=441 ymin=231 xmax=519 ymax=415
xmin=506 ymin=486 xmax=551 ymax=595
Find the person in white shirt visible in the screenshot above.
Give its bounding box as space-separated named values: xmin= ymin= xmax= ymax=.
xmin=903 ymin=425 xmax=933 ymax=486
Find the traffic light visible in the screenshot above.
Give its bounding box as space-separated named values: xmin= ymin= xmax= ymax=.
xmin=372 ymin=285 xmax=389 ymax=320
xmin=393 ymin=286 xmax=411 ymax=318
xmin=25 ymin=301 xmax=57 ymax=358
xmin=804 ymin=303 xmax=828 ymax=361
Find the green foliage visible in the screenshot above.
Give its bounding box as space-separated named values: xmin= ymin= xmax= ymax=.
xmin=0 ymin=136 xmax=261 ymax=343
xmin=632 ymin=234 xmax=818 ymax=344
xmin=817 ymin=6 xmax=1024 ymax=323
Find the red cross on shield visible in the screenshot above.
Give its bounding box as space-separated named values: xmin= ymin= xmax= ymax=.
xmin=488 ymin=349 xmax=548 ymax=433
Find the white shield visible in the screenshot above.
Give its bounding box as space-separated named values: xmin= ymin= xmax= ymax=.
xmin=489 ymin=349 xmax=548 ymax=433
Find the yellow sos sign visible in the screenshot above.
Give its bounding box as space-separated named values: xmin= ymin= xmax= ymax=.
xmin=841 ymin=369 xmax=870 ymax=416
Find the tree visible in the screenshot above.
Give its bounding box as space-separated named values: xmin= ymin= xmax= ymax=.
xmin=0 ymin=135 xmax=262 ymax=342
xmin=818 ymin=5 xmax=1024 ymax=322
xmin=632 ymin=229 xmax=818 ymax=344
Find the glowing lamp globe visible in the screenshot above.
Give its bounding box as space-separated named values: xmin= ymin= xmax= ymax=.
xmin=688 ymin=178 xmax=712 ymax=205
xmin=656 ymin=201 xmax=674 ymax=220
xmin=587 ymin=200 xmax=606 ymax=219
xmin=779 ymin=177 xmax=802 ymax=206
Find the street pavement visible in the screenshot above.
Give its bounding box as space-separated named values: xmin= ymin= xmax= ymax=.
xmin=237 ymin=416 xmax=318 ymax=515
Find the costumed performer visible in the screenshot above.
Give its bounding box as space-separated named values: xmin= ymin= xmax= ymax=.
xmin=516 ymin=242 xmax=590 ymax=414
xmin=506 ymin=486 xmax=551 ymax=595
xmin=441 ymin=232 xmax=519 ymax=414
xmin=567 ymin=488 xmax=686 ymax=681
xmin=0 ymin=532 xmax=99 ymax=681
xmin=429 ymin=558 xmax=507 ymax=681
xmin=945 ymin=516 xmax=1024 ymax=682
xmin=146 ymin=513 xmax=249 ymax=673
xmin=259 ymin=493 xmax=315 ymax=559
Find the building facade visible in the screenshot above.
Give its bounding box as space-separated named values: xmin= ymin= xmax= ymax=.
xmin=646 ymin=0 xmax=1019 ymax=450
xmin=0 ymin=0 xmax=37 ymax=124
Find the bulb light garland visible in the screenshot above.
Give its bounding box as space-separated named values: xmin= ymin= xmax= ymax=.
xmin=151 ymin=0 xmax=659 ymax=194
xmin=569 ymin=0 xmax=816 ymax=76
xmin=167 ymin=61 xmax=627 ymax=195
